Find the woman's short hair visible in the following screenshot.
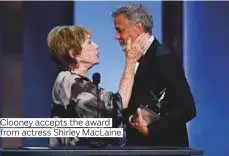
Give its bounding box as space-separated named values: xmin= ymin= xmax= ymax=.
xmin=47 ymin=25 xmax=89 ymax=68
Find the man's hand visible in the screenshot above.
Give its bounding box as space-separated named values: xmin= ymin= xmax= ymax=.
xmin=129 ymin=108 xmax=149 ymax=136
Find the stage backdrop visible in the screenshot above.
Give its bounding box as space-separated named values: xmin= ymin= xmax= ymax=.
xmin=23 ymin=1 xmax=73 ymax=147
xmin=184 ymin=2 xmax=229 ymax=156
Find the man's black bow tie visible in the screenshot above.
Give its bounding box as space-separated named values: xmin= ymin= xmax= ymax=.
xmin=138 ymin=56 xmax=144 ymax=63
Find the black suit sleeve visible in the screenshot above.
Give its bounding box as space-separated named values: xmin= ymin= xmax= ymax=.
xmin=148 ymin=51 xmax=196 ymax=139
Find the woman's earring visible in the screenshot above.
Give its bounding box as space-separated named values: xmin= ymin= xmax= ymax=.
xmin=74 ymin=59 xmax=80 ymax=65
xmin=74 ymin=59 xmax=80 ymax=68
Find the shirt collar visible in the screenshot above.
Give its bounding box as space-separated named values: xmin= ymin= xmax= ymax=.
xmin=143 ymin=35 xmax=154 ymax=56
xmin=135 ymin=35 xmax=154 ymax=73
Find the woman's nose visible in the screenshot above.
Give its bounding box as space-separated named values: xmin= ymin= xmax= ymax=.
xmin=95 ymin=43 xmax=99 ymax=50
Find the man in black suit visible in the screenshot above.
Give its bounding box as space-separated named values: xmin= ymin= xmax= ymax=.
xmin=112 ymin=4 xmax=196 ymax=146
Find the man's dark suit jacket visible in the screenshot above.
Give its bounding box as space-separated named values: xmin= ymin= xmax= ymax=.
xmin=125 ymin=38 xmax=196 ymax=147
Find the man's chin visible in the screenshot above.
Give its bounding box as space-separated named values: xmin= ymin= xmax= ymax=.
xmin=121 ymin=45 xmax=127 ymax=51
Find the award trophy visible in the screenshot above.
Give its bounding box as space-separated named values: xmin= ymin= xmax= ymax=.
xmin=131 ymin=88 xmax=166 ymax=125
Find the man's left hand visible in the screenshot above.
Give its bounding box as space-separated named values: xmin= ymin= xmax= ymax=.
xmin=129 ymin=108 xmax=149 ymax=136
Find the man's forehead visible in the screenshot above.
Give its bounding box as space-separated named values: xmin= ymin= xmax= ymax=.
xmin=114 ymin=15 xmax=128 ymax=24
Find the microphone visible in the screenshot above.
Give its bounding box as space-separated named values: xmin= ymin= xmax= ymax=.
xmin=92 ymin=72 xmax=101 ymax=119
xmin=92 ymin=72 xmax=101 ymax=87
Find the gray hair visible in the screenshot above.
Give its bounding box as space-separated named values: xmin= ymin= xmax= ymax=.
xmin=112 ymin=4 xmax=153 ymax=33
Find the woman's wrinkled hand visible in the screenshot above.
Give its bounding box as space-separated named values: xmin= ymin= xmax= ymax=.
xmin=124 ymin=33 xmax=150 ymax=62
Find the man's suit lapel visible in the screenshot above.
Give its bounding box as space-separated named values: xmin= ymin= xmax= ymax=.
xmin=130 ymin=38 xmax=161 ymax=109
xmin=135 ymin=38 xmax=160 ymax=82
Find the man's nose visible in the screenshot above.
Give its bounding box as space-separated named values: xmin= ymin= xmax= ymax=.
xmin=115 ymin=32 xmax=120 ymax=40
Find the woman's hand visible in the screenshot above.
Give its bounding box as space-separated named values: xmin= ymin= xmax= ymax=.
xmin=119 ymin=33 xmax=150 ymax=109
xmin=124 ymin=33 xmax=150 ymax=62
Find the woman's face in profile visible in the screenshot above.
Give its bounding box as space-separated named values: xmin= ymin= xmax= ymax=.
xmin=79 ymin=34 xmax=100 ymax=66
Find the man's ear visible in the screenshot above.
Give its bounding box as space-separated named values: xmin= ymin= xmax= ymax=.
xmin=135 ymin=22 xmax=144 ymax=34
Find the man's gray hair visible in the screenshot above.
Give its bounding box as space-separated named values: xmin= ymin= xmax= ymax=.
xmin=112 ymin=4 xmax=153 ymax=33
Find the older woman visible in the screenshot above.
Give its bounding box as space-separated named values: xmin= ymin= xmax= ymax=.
xmin=47 ymin=25 xmax=149 ymax=147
